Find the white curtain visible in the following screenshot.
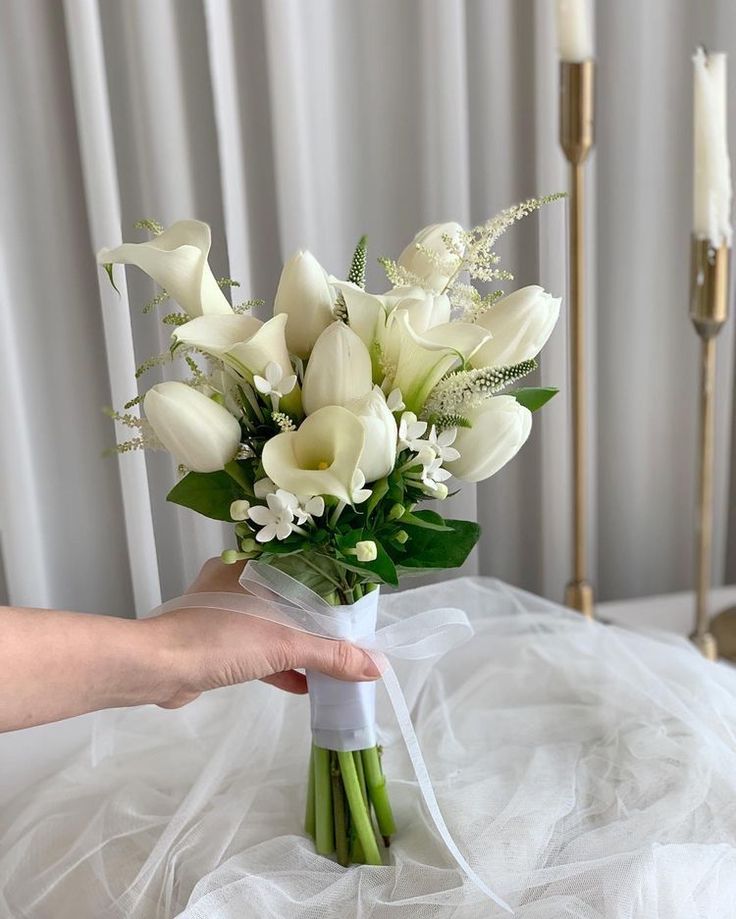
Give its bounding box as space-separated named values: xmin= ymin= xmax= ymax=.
xmin=0 ymin=0 xmax=734 ymax=618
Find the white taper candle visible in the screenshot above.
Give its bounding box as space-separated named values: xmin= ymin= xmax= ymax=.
xmin=555 ymin=0 xmax=593 ymax=63
xmin=693 ymin=47 xmax=733 ymax=248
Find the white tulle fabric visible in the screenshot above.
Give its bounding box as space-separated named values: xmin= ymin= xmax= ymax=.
xmin=3 ymin=577 xmax=736 ymax=918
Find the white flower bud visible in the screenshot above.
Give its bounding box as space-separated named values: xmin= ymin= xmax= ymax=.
xmin=355 ymin=540 xmax=377 ymax=562
xmin=230 ymin=500 xmax=251 ymax=521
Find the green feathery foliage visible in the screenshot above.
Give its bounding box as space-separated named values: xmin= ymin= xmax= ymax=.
xmin=124 ymin=394 xmax=143 ymax=410
xmin=424 ymin=359 xmax=537 ymax=416
xmin=162 ymin=311 xmax=190 ymax=326
xmin=142 ymin=291 xmax=169 ymax=314
xmin=135 ymin=351 xmax=171 ymax=380
xmin=348 ymin=235 xmax=368 ymax=289
xmin=234 ymin=298 xmax=265 ymax=313
xmin=217 ymin=277 xmax=241 ymax=289
xmin=134 ymin=218 xmax=164 ymax=236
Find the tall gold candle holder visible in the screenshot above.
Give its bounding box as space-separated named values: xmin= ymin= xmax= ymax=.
xmin=560 ymin=60 xmax=595 ymax=619
xmin=689 ymin=238 xmax=730 ymax=660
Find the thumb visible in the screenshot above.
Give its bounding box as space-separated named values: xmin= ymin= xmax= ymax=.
xmin=292 ymin=633 xmax=382 ymax=682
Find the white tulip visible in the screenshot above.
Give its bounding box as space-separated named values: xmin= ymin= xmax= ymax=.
xmin=346 ymin=386 xmax=398 ymax=482
xmin=97 ymin=220 xmax=233 ymax=317
xmin=383 ymin=286 xmax=451 ymax=334
xmin=274 ymin=250 xmax=335 ymax=359
xmin=445 ymin=395 xmax=532 ymax=483
xmin=262 ymin=405 xmax=365 ymax=503
xmin=397 ymin=221 xmax=464 ymax=293
xmin=472 ymin=285 xmax=561 ymax=368
xmin=143 ymin=381 xmax=241 ymax=472
xmin=301 ymin=322 xmax=373 ymax=414
xmin=387 ymin=310 xmax=491 ymax=414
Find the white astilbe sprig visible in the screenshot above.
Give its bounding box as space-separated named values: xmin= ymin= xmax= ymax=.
xmin=424 ymin=359 xmax=537 ymax=416
xmin=377 ymin=257 xmax=424 ymax=289
xmin=443 ymin=194 xmax=564 ymax=313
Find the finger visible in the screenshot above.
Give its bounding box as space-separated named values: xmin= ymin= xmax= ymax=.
xmin=291 ymin=634 xmax=381 ymax=682
xmin=261 ymin=670 xmax=308 ymax=694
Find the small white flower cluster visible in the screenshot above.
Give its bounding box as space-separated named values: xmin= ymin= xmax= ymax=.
xmin=397 ymin=411 xmax=460 ymax=498
xmin=230 ymin=477 xmax=325 ymax=544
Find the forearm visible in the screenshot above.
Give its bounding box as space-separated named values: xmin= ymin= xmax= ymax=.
xmin=0 ymin=607 xmax=176 ymax=732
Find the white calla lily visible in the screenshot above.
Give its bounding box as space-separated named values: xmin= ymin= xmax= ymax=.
xmin=346 ymin=386 xmax=398 ymax=482
xmin=173 ymin=314 xmax=263 ymax=356
xmin=387 ymin=311 xmax=491 ymax=414
xmin=143 ymin=381 xmax=241 ymax=472
xmin=397 ymin=221 xmax=464 ymax=293
xmin=445 ymin=395 xmax=532 ymax=482
xmin=225 ymin=314 xmax=301 ymax=415
xmin=301 ymin=321 xmax=373 ymax=414
xmin=274 ymin=250 xmax=335 ymax=359
xmin=472 ymin=285 xmax=561 ymax=368
xmin=261 ymin=405 xmax=365 ymax=503
xmin=97 ymin=220 xmax=233 ymax=317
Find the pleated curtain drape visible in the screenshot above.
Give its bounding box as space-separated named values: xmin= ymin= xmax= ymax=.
xmin=1 ymin=0 xmax=735 ymax=618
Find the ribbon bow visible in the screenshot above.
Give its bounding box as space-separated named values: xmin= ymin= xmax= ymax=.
xmin=154 ymin=560 xmax=511 ymax=913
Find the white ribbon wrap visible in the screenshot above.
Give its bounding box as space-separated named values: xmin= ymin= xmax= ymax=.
xmin=303 ymin=590 xmax=379 ymax=751
xmin=153 ymin=560 xmax=512 ymax=914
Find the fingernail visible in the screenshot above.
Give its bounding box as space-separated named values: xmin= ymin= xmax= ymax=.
xmin=360 ymin=653 xmax=382 ymax=680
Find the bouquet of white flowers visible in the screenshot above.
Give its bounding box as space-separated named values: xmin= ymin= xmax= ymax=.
xmin=98 ymin=197 xmax=561 ymax=869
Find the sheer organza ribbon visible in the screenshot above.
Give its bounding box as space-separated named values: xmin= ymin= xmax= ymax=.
xmin=153 ymin=560 xmax=512 ymax=913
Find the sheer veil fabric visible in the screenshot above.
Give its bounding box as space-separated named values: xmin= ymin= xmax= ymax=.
xmin=2 ymin=577 xmax=736 ymax=918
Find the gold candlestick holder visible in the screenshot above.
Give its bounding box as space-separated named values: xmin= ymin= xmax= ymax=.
xmin=689 ymin=237 xmax=730 ymax=660
xmin=560 ymin=59 xmax=595 ymax=619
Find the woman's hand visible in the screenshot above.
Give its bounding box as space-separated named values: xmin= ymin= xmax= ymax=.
xmin=0 ymin=559 xmax=379 ymax=732
xmin=150 ymin=558 xmax=380 ymax=708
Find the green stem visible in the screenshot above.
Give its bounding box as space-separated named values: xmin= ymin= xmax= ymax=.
xmin=337 ymin=751 xmax=382 ymax=865
xmin=313 ymin=745 xmax=334 ymax=855
xmin=305 ymin=746 xmax=315 ymax=838
xmin=330 ymin=752 xmax=350 ymax=867
xmin=362 ymin=746 xmax=396 ymax=841
xmin=349 ymin=749 xmax=369 ymax=863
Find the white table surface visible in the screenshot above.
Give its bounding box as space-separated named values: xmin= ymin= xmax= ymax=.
xmin=3 ymin=584 xmax=736 ymax=806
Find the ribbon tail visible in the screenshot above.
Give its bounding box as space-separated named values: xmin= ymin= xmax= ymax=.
xmin=378 ymin=662 xmax=514 ymax=914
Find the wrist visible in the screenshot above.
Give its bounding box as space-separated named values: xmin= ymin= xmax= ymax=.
xmin=106 ymin=617 xmax=188 ymax=709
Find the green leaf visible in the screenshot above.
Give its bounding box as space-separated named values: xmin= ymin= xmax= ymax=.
xmin=263 ymin=553 xmax=342 ymax=602
xmin=399 ymin=509 xmax=453 ymax=532
xmin=513 ymin=387 xmax=559 ymax=412
xmin=393 ymin=518 xmax=481 ymax=575
xmin=102 ymin=263 xmax=120 ymax=295
xmin=167 ymin=471 xmax=244 ymax=521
